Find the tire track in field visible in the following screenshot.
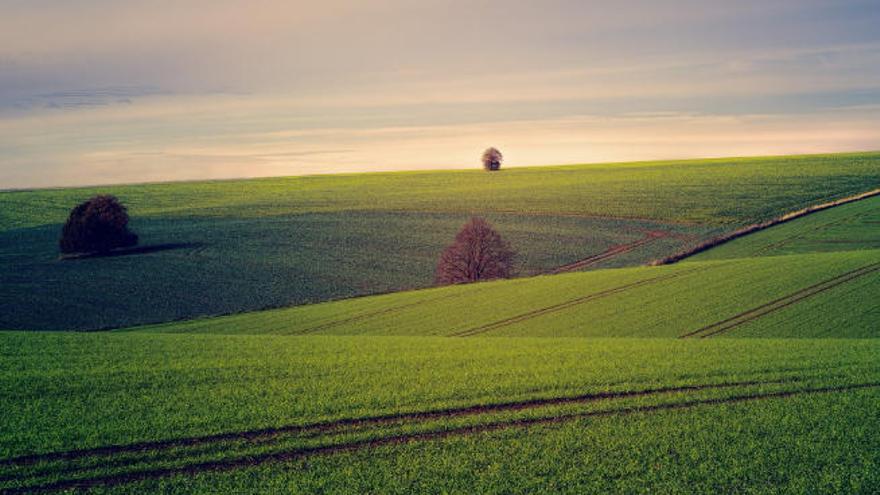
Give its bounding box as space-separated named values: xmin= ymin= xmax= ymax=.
xmin=451 ymin=263 xmax=715 ymax=337
xmin=752 ymin=208 xmax=876 ymax=256
xmin=8 ymin=381 xmax=879 ymax=494
xmin=3 ymin=377 xmax=815 ymax=490
xmin=13 ymin=370 xmax=865 ymax=490
xmin=550 ymin=230 xmax=669 ymax=274
xmin=680 ymin=261 xmax=880 ymax=338
xmin=293 ymin=281 xmax=504 ymax=335
xmin=0 ymin=374 xmax=793 ymax=469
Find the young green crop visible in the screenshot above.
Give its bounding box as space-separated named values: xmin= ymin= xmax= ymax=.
xmin=692 ymin=194 xmax=880 ymax=261
xmin=134 ymin=249 xmax=880 ymax=338
xmin=3 ymin=152 xmax=879 ymax=231
xmin=105 ymin=388 xmax=879 ymax=494
xmin=1 ymin=332 xmax=878 ymax=492
xmin=1 ymin=151 xmax=877 ymax=331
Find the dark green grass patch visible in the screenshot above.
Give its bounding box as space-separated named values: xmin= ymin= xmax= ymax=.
xmin=0 ymin=212 xmax=706 ymax=331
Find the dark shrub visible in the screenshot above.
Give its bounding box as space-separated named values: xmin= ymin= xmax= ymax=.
xmin=435 ymin=217 xmax=515 ymax=285
xmin=482 ymin=147 xmax=503 ymax=171
xmin=59 ymin=195 xmax=138 ymax=254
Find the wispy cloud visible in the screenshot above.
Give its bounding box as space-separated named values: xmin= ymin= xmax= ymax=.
xmin=1 ymin=0 xmax=879 ymax=188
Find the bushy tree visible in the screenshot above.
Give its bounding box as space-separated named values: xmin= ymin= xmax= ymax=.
xmin=435 ymin=217 xmax=515 ymax=285
xmin=59 ymin=195 xmax=138 ymax=254
xmin=482 ymin=147 xmax=503 ymax=171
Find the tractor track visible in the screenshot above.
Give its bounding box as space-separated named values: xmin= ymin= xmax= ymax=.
xmin=451 ymin=263 xmax=716 ymax=337
xmin=550 ymin=231 xmax=669 ymax=274
xmin=0 ymin=373 xmax=793 ymax=469
xmin=680 ymin=261 xmax=880 ymax=338
xmin=294 ymin=281 xmax=504 ymax=334
xmin=752 ymin=208 xmax=875 ymax=255
xmin=6 ymin=381 xmax=878 ymax=494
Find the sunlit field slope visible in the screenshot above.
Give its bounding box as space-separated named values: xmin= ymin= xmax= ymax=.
xmin=136 ymin=249 xmax=879 ymax=338
xmin=2 ymin=151 xmax=878 ymax=331
xmin=2 ymin=332 xmax=878 ymax=493
xmin=692 ymin=194 xmax=880 ymax=260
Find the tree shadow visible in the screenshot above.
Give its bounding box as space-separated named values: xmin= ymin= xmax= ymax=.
xmin=59 ymin=242 xmax=205 ymax=261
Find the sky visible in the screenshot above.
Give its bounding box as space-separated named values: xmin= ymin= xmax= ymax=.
xmin=1 ymin=0 xmax=880 ymax=188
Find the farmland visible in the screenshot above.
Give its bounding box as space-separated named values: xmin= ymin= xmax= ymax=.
xmin=134 ymin=249 xmax=879 ymax=339
xmin=1 ymin=333 xmax=878 ymax=493
xmin=692 ymin=194 xmax=880 ymax=260
xmin=1 ymin=151 xmax=879 ymax=493
xmin=2 ymin=151 xmax=879 ymax=331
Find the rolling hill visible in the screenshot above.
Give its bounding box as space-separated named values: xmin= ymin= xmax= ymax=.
xmin=2 ymin=151 xmax=879 ymax=331
xmin=134 ymin=193 xmax=880 ymax=338
xmin=1 ymin=152 xmax=879 ymax=493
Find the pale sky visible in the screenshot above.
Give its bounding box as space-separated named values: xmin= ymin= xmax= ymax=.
xmin=1 ymin=0 xmax=879 ymax=188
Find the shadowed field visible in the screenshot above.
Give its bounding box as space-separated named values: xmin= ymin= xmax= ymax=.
xmin=2 ymin=152 xmax=878 ymax=331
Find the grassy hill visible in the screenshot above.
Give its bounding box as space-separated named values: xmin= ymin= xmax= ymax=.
xmin=1 ymin=152 xmax=879 ymax=493
xmin=693 ymin=194 xmax=880 ymax=260
xmin=133 ymin=249 xmax=879 ymax=339
xmin=2 ymin=151 xmax=879 ymax=331
xmin=134 ymin=194 xmax=880 ymax=338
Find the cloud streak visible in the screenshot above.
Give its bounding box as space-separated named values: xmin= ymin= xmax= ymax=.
xmin=0 ymin=0 xmax=879 ymax=188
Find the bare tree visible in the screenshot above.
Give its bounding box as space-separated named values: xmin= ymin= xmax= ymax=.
xmin=435 ymin=217 xmax=515 ymax=285
xmin=482 ymin=147 xmax=503 ymax=171
xmin=59 ymin=195 xmax=139 ymax=254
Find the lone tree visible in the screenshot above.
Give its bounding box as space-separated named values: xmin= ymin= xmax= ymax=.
xmin=59 ymin=195 xmax=138 ymax=254
xmin=482 ymin=147 xmax=503 ymax=171
xmin=435 ymin=217 xmax=515 ymax=285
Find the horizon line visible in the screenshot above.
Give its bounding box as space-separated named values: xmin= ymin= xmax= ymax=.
xmin=3 ymin=149 xmax=879 ymax=194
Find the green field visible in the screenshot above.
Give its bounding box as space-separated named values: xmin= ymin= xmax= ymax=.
xmin=693 ymin=194 xmax=880 ymax=260
xmin=2 ymin=333 xmax=878 ymax=493
xmin=135 ymin=250 xmax=880 ymax=339
xmin=2 ymin=151 xmax=879 ymax=331
xmin=2 ymin=152 xmax=879 ymax=493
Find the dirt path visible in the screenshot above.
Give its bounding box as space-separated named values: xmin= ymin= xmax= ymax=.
xmin=680 ymin=262 xmax=880 ymax=338
xmin=7 ymin=380 xmax=878 ymax=494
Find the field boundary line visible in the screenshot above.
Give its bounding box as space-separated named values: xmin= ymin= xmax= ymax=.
xmin=651 ymin=188 xmax=880 ymax=265
xmin=680 ymin=262 xmax=880 ymax=338
xmin=9 ymin=382 xmax=879 ymax=494
xmin=451 ymin=264 xmax=714 ymax=337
